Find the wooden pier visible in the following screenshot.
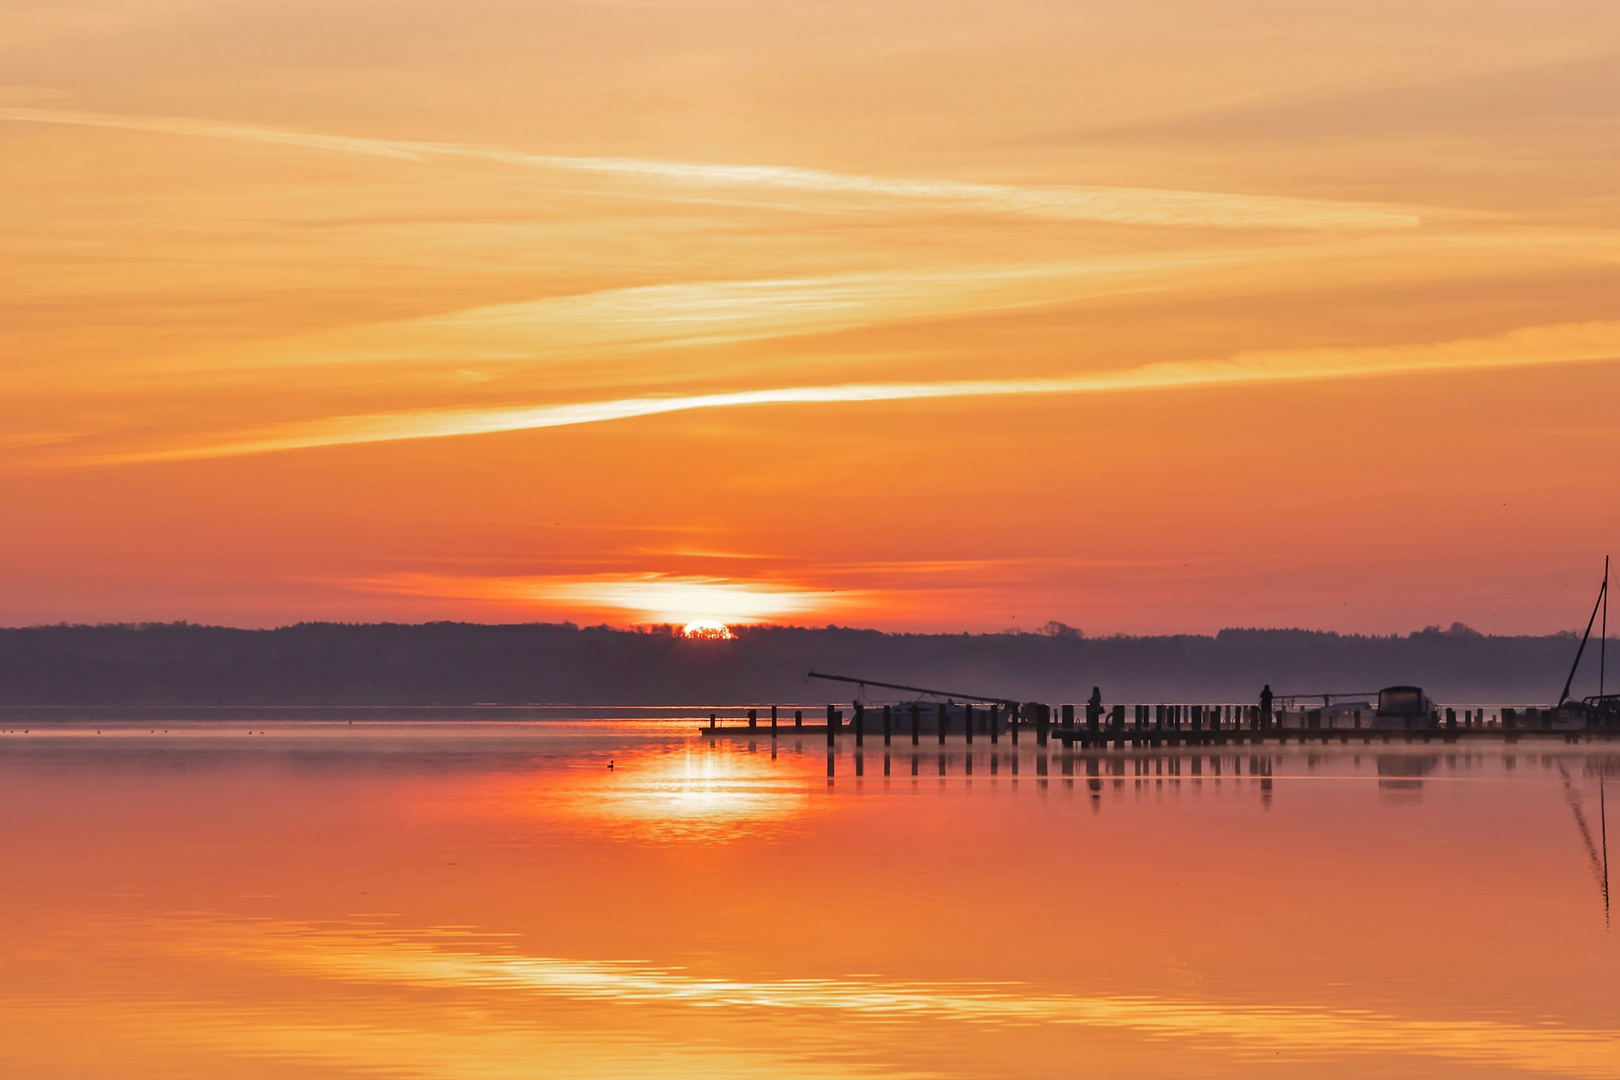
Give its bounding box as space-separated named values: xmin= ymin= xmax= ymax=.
xmin=701 ymin=701 xmax=1617 ymax=747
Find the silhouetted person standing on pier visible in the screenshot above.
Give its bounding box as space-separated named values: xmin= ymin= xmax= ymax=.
xmin=1260 ymin=684 xmax=1274 ymax=731
xmin=1086 ymin=686 xmax=1103 ymax=731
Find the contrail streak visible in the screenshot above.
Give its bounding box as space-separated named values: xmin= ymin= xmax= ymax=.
xmin=0 ymin=107 xmax=1420 ymax=229
xmin=71 ymin=319 xmax=1620 ymax=466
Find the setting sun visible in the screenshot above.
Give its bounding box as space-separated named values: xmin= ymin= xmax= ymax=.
xmin=680 ymin=620 xmax=736 ymax=640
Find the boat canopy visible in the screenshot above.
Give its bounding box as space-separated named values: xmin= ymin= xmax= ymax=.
xmin=1377 ymin=686 xmax=1426 ymax=716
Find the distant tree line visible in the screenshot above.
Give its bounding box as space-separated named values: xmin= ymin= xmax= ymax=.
xmin=0 ymin=621 xmax=1598 ymax=707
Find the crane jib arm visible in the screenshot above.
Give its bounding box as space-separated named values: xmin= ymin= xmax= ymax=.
xmin=806 ymin=670 xmax=1022 ymax=708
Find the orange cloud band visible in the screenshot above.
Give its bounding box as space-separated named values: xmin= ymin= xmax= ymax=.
xmin=64 ymin=319 xmax=1620 ymax=467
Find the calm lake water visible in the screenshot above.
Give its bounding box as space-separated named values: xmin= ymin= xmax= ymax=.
xmin=2 ymin=720 xmax=1617 ymax=1078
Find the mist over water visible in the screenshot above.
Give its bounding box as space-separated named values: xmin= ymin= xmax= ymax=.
xmin=2 ymin=719 xmax=1616 ymax=1079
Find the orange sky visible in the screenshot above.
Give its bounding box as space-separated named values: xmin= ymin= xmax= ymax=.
xmin=2 ymin=0 xmax=1618 ymax=632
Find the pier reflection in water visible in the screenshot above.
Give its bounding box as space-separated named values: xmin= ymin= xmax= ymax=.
xmin=0 ymin=720 xmax=1616 ymax=1079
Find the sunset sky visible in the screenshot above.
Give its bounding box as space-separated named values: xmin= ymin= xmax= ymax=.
xmin=3 ymin=0 xmax=1618 ymax=633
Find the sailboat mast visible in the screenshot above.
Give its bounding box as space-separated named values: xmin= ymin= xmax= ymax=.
xmin=1559 ymin=562 xmax=1610 ymax=707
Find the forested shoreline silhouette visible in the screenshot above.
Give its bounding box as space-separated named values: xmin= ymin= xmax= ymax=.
xmin=0 ymin=621 xmax=1596 ymax=707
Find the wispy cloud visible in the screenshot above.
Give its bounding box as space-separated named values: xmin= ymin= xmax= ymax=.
xmin=109 ymin=256 xmax=1298 ymax=387
xmin=0 ymin=106 xmax=426 ymax=159
xmin=69 ymin=319 xmax=1620 ymax=466
xmin=0 ymin=107 xmax=1420 ymax=229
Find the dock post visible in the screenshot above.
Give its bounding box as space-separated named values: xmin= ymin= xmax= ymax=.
xmin=938 ymin=703 xmax=947 ymax=744
xmin=1011 ymin=704 xmax=1020 ymax=745
xmin=710 ymin=714 xmax=716 ymax=730
xmin=911 ymin=702 xmax=920 ymax=745
xmin=1037 ymin=705 xmax=1049 ymax=746
xmin=1446 ymin=708 xmax=1456 ymax=731
xmin=1062 ymin=704 xmax=1075 ymax=731
xmin=826 ymin=704 xmax=836 ymax=746
xmin=883 ymin=704 xmax=892 ymax=746
xmin=749 ymin=708 xmax=757 ymax=730
xmin=990 ymin=703 xmax=1000 ymax=744
xmin=855 ymin=703 xmax=865 ymax=747
xmin=965 ymin=703 xmax=974 ymax=744
xmin=795 ymin=709 xmax=803 ymax=730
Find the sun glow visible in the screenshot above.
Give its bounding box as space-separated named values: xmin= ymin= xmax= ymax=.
xmin=352 ymin=572 xmax=855 ymax=625
xmin=680 ymin=620 xmax=735 ymax=640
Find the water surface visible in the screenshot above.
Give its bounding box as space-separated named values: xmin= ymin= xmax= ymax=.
xmin=2 ymin=721 xmax=1617 ymax=1078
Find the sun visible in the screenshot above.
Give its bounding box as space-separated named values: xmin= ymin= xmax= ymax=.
xmin=680 ymin=619 xmax=736 ymax=640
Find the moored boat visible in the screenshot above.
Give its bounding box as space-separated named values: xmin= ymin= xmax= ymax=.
xmin=1367 ymin=685 xmax=1439 ymax=730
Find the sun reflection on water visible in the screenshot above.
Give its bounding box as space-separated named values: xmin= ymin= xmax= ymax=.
xmin=463 ymin=742 xmax=813 ymax=843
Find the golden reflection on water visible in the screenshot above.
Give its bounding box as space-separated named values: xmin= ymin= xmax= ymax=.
xmin=161 ymin=917 xmax=1620 ymax=1077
